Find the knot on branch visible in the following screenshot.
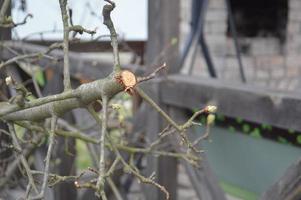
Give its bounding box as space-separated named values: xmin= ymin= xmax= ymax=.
xmin=69 ymin=25 xmax=96 ymax=35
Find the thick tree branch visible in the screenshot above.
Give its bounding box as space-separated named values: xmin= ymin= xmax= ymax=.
xmin=1 ymin=78 xmax=124 ymax=121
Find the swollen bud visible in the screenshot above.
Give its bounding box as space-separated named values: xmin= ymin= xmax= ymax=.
xmin=5 ymin=76 xmax=13 ymax=86
xmin=207 ymin=114 xmax=216 ymax=126
xmin=206 ymin=105 xmax=217 ymax=113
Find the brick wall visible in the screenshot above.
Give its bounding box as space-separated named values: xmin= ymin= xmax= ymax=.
xmin=180 ymin=0 xmax=301 ymax=91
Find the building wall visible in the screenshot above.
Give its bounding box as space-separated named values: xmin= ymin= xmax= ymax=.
xmin=180 ymin=0 xmax=301 ymax=91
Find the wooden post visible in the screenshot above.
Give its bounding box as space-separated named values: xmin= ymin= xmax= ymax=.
xmin=0 ymin=0 xmax=11 ymax=40
xmin=142 ymin=81 xmax=178 ymax=200
xmin=42 ymin=72 xmax=77 ymax=200
xmin=260 ymin=157 xmax=301 ymax=200
xmin=146 ymin=0 xmax=180 ymax=73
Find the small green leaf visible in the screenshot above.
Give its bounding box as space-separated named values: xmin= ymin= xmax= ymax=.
xmin=235 ymin=117 xmax=243 ymax=124
xmin=35 ymin=70 xmax=45 ymax=86
xmin=171 ymin=37 xmax=178 ymax=46
xmin=200 ymin=116 xmax=206 ymax=125
xmin=228 ymin=126 xmax=236 ymax=133
xmin=297 ymin=135 xmax=301 ymax=144
xmin=250 ymin=128 xmax=261 ymax=138
xmin=216 ymin=114 xmax=225 ymax=121
xmin=277 ymin=136 xmax=288 ymax=144
xmin=261 ymin=124 xmax=272 ymax=131
xmin=192 ymin=108 xmax=199 ymax=113
xmin=288 ymin=129 xmax=295 ymax=134
xmin=242 ymin=124 xmax=250 ymax=133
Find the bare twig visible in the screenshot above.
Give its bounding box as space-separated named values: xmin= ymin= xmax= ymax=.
xmin=0 ymin=52 xmax=57 ymax=70
xmin=103 ymin=0 xmax=120 ymax=71
xmin=31 ymin=115 xmax=57 ymax=199
xmin=109 ymin=137 xmax=170 ymax=200
xmin=0 ymin=131 xmax=44 ymax=189
xmin=59 ymin=0 xmax=71 ymax=91
xmin=137 ymin=62 xmax=167 ymax=83
xmin=8 ymin=123 xmax=38 ymax=194
xmin=0 ymin=13 xmax=33 ymax=28
xmin=88 ymin=100 xmax=108 ymax=200
xmin=69 ymin=25 xmax=96 ymax=35
xmin=107 ymin=177 xmax=123 ymax=200
xmin=136 ymin=87 xmax=181 ymax=131
xmin=31 ymin=170 xmax=86 ymax=187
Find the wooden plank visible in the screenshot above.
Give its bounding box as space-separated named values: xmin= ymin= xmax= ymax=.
xmin=0 ymin=0 xmax=11 ymax=40
xmin=169 ymin=107 xmax=226 ymax=200
xmin=161 ymin=74 xmax=301 ymax=132
xmin=158 ymin=154 xmax=178 ymax=200
xmin=28 ymin=40 xmax=145 ymax=56
xmin=143 ymin=81 xmax=161 ymax=200
xmin=1 ymin=41 xmax=113 ymax=79
xmin=1 ymin=41 xmax=142 ymax=80
xmin=260 ymin=157 xmax=301 ymax=200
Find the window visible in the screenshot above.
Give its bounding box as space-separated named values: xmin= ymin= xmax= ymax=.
xmin=227 ymin=0 xmax=288 ymax=41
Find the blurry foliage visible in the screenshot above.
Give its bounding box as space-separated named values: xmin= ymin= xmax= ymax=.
xmin=204 ymin=113 xmax=301 ymax=147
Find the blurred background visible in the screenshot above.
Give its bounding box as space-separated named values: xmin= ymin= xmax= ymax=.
xmin=1 ymin=0 xmax=301 ymax=200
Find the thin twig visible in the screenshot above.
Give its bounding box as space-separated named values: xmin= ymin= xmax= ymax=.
xmin=137 ymin=62 xmax=167 ymax=83
xmin=107 ymin=177 xmax=123 ymax=200
xmin=25 ymin=184 xmax=32 ymax=200
xmin=0 ymin=52 xmax=57 ymax=70
xmin=108 ymin=136 xmax=170 ymax=200
xmin=103 ymin=0 xmax=120 ymax=72
xmin=8 ymin=123 xmax=38 ymax=194
xmin=59 ymin=0 xmax=71 ymax=91
xmin=88 ymin=100 xmax=108 ymax=200
xmin=1 ymin=13 xmax=33 ymax=28
xmin=69 ymin=25 xmax=96 ymax=35
xmin=31 ymin=115 xmax=57 ymax=199
xmin=136 ymin=87 xmax=181 ymax=131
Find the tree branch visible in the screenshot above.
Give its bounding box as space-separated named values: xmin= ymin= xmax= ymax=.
xmin=103 ymin=0 xmax=120 ymax=72
xmin=88 ymin=101 xmax=108 ymax=200
xmin=0 ymin=0 xmax=10 ymax=23
xmin=31 ymin=115 xmax=57 ymax=199
xmin=8 ymin=123 xmax=38 ymax=194
xmin=59 ymin=0 xmax=71 ymax=91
